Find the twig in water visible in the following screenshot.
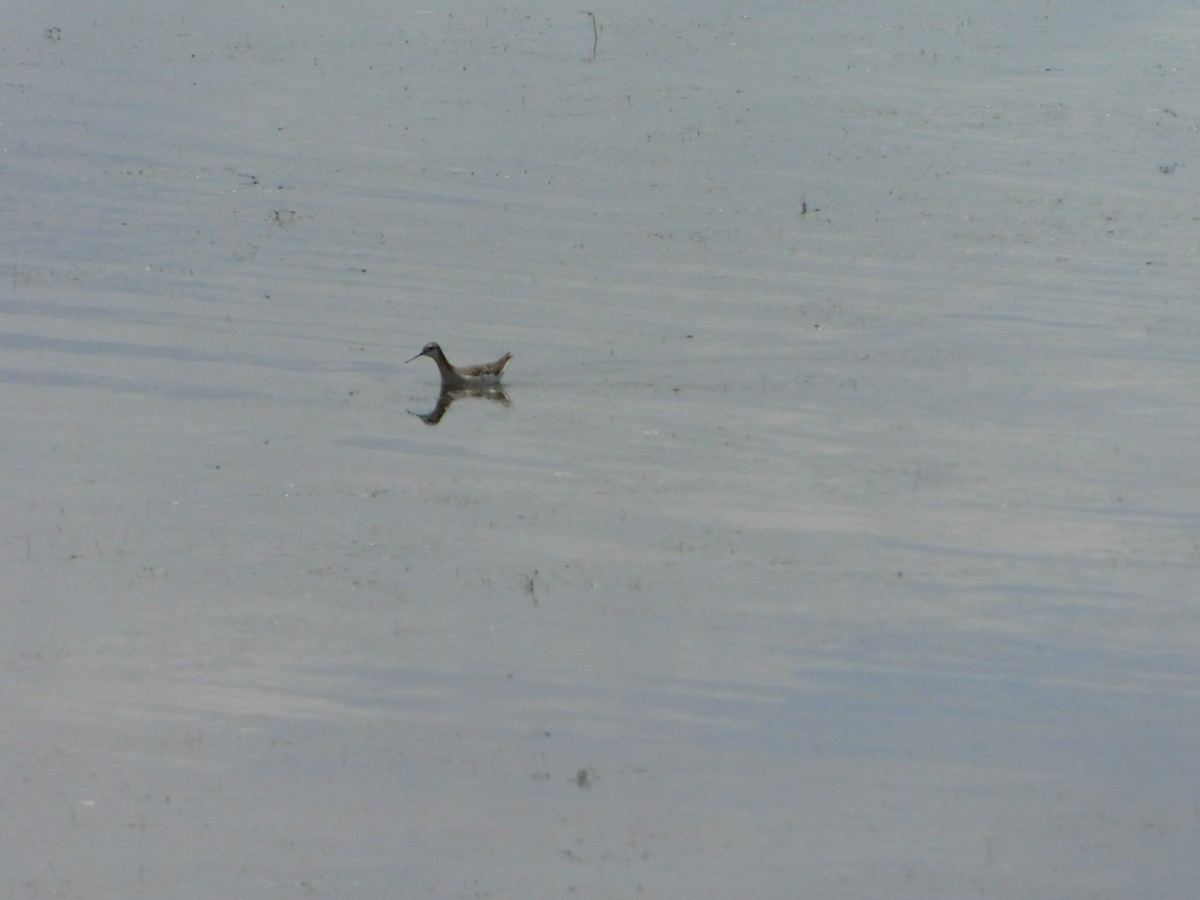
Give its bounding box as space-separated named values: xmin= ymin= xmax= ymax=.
xmin=583 ymin=11 xmax=598 ymax=61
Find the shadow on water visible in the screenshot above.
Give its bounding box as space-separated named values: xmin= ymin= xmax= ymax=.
xmin=408 ymin=385 xmax=511 ymax=425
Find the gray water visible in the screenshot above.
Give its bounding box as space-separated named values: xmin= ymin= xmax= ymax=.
xmin=4 ymin=2 xmax=1199 ymax=897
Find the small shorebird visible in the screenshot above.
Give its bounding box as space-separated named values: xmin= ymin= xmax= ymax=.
xmin=406 ymin=342 xmax=513 ymax=388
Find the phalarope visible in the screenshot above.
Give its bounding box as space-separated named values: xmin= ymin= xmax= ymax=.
xmin=405 ymin=342 xmax=513 ymax=388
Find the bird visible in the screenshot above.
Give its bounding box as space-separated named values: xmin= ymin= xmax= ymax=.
xmin=405 ymin=342 xmax=512 ymax=388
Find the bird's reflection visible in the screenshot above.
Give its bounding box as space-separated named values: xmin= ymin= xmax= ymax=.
xmin=408 ymin=384 xmax=511 ymax=425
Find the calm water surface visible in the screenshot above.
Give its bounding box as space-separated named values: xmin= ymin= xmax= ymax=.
xmin=4 ymin=2 xmax=1199 ymax=897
